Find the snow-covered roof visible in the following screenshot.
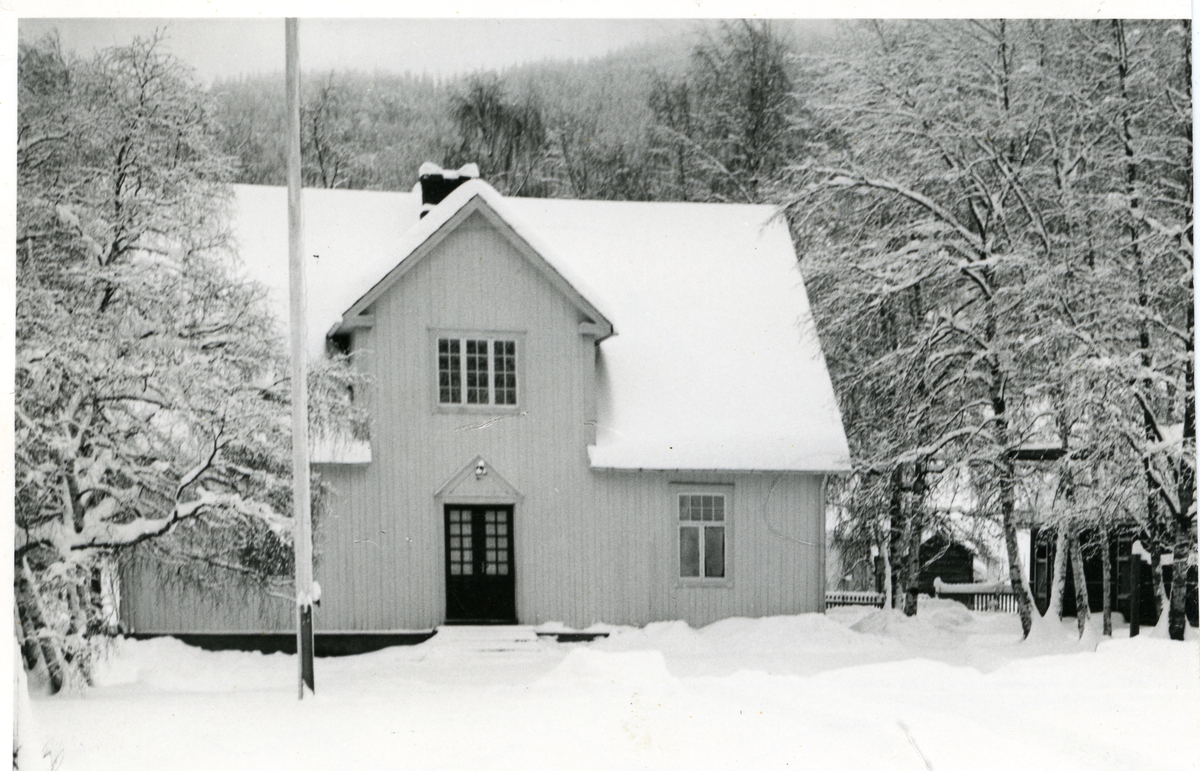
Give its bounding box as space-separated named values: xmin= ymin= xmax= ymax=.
xmin=229 ymin=182 xmax=851 ymax=473
xmin=335 ymin=180 xmax=613 ymax=339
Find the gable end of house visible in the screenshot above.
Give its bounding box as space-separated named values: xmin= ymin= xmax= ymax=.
xmin=330 ymin=192 xmax=613 ymax=344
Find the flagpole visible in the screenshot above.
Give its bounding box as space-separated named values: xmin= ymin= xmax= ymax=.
xmin=286 ymin=17 xmax=316 ymax=699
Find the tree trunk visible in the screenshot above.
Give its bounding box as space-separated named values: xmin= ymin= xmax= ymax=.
xmin=881 ymin=530 xmax=893 ymax=612
xmin=98 ymin=560 xmax=120 ymax=635
xmin=991 ymin=18 xmax=1033 ymax=639
xmin=1002 ymin=508 xmax=1034 ymax=637
xmin=1169 ymin=17 xmax=1195 ymax=644
xmin=903 ymin=461 xmax=929 ymax=617
xmin=887 ymin=466 xmax=904 ymax=609
xmin=66 ymin=583 xmax=82 ymax=637
xmin=1050 ymin=528 xmax=1068 ymax=621
xmin=1169 ymin=539 xmax=1192 ymax=640
xmin=1150 ymin=553 xmax=1166 ymax=623
xmin=63 ymin=582 xmax=81 ymax=671
xmin=62 ymin=584 xmax=94 ymax=686
xmin=986 ymin=295 xmax=1033 ymax=637
xmin=1115 ymin=24 xmax=1179 ymax=623
xmin=15 ymin=559 xmax=64 ymax=694
xmin=77 ymin=579 xmax=97 ymax=637
xmin=902 ymin=508 xmax=922 ymax=617
xmin=14 ymin=603 xmax=39 ymax=673
xmin=677 ymin=144 xmax=687 ymax=201
xmin=1069 ymin=530 xmax=1090 ymax=636
xmin=1101 ymin=527 xmax=1113 ymax=636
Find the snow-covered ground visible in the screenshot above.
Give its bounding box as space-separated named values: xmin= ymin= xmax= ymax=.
xmin=25 ymin=600 xmax=1199 ymax=771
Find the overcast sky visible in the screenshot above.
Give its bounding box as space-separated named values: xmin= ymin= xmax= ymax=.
xmin=19 ymin=0 xmax=1190 ymax=83
xmin=18 ymin=18 xmax=697 ymax=81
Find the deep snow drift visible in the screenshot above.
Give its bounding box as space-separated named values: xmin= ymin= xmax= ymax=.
xmin=25 ymin=600 xmax=1199 ymax=771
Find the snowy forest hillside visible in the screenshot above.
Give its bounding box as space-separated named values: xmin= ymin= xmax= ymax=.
xmin=14 ymin=18 xmax=1195 ymax=698
xmin=205 ymin=20 xmax=840 ymax=199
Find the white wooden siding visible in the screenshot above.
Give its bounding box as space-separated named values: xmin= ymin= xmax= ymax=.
xmin=119 ymin=558 xmax=293 ymax=633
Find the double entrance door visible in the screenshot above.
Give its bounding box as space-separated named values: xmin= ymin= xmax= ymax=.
xmin=444 ymin=505 xmax=516 ymax=623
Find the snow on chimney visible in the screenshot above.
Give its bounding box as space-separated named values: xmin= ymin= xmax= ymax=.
xmin=417 ymin=162 xmax=480 ymax=218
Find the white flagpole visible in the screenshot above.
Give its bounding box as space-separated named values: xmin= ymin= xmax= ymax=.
xmin=285 ymin=17 xmax=315 ymax=698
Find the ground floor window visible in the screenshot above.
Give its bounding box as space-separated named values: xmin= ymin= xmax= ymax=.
xmin=677 ymin=489 xmax=729 ymax=580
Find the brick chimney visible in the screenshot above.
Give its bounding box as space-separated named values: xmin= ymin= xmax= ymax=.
xmin=418 ymin=162 xmax=480 ymax=218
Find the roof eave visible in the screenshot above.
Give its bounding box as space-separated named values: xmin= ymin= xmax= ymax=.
xmin=587 ymin=464 xmax=852 ymax=475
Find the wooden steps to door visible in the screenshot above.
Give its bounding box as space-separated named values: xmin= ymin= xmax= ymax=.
xmin=425 ymin=625 xmax=544 ymax=654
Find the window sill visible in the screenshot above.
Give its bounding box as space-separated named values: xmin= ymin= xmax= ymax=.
xmin=676 ymin=577 xmax=733 ymax=590
xmin=434 ymin=404 xmax=522 ymax=416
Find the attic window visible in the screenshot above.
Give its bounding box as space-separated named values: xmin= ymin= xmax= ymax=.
xmin=438 ymin=336 xmax=518 ymax=407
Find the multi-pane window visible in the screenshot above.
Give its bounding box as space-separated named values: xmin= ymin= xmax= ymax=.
xmin=438 ymin=339 xmax=462 ymax=404
xmin=438 ymin=337 xmax=517 ymax=406
xmin=679 ymin=493 xmax=726 ymax=579
xmin=447 ymin=509 xmax=474 ymax=576
xmin=447 ymin=508 xmax=511 ymax=577
xmin=484 ymin=510 xmax=510 ymax=575
xmin=465 ymin=339 xmax=489 ymax=404
xmin=493 ymin=341 xmax=517 ymax=405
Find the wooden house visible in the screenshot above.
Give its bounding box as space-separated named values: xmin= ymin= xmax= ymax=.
xmin=120 ymin=165 xmax=851 ymax=642
xmin=861 ymin=535 xmax=979 ymax=606
xmin=915 ymin=534 xmax=976 ymax=601
xmin=1029 ymin=527 xmax=1198 ymax=625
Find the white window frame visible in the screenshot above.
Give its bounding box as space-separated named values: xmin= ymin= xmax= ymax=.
xmin=430 ymin=330 xmax=524 ymax=414
xmin=673 ymin=484 xmax=733 ymax=587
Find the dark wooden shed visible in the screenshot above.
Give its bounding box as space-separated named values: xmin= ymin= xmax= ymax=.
xmin=917 ymin=534 xmax=976 ymax=602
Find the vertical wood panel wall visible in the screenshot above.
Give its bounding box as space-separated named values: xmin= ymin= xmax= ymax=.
xmin=122 ymin=209 xmax=828 ymax=633
xmin=119 ymin=558 xmax=293 ymax=633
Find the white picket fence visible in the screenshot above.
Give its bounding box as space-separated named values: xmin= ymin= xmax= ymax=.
xmin=824 ymin=582 xmax=1020 ymax=614
xmin=824 ymin=590 xmax=885 ymax=609
xmin=952 ymin=591 xmax=1020 ymax=614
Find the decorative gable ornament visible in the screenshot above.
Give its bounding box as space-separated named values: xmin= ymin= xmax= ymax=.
xmin=434 ymin=455 xmax=522 ymax=504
